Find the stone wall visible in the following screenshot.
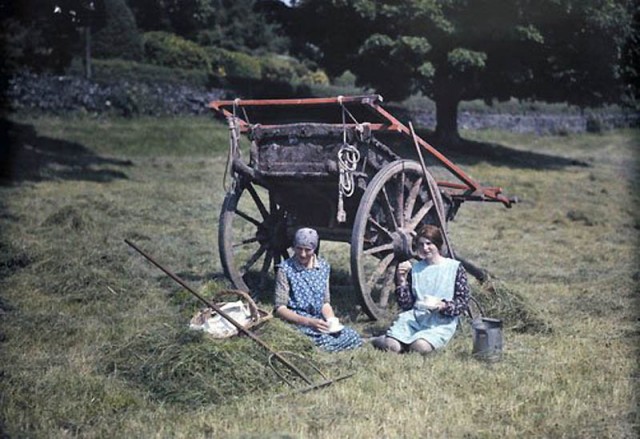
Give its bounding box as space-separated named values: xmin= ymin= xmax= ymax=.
xmin=6 ymin=71 xmax=639 ymax=133
xmin=7 ymin=71 xmax=225 ymax=117
xmin=411 ymin=110 xmax=639 ymax=135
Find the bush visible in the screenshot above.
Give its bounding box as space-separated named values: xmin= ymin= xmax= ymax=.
xmin=143 ymin=32 xmax=211 ymax=71
xmin=93 ymin=0 xmax=143 ymax=61
xmin=209 ymin=48 xmax=262 ymax=80
xmin=585 ymin=114 xmax=604 ymax=133
xmin=300 ymin=70 xmax=330 ymax=86
xmin=258 ymin=55 xmax=329 ymax=86
xmin=307 ymin=83 xmax=369 ymax=98
xmin=333 ymin=70 xmax=357 ymax=87
xmin=203 ymin=47 xmax=334 ymax=97
xmin=260 ymin=56 xmax=298 ymax=83
xmin=69 ymin=58 xmax=209 ymax=88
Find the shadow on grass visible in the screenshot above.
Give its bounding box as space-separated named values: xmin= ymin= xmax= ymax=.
xmin=390 ymin=129 xmax=589 ymax=170
xmin=440 ymin=138 xmax=589 ymax=169
xmin=0 ymin=118 xmax=133 ymax=185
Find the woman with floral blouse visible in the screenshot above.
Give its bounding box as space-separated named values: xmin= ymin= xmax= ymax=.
xmin=372 ymin=224 xmax=469 ymax=355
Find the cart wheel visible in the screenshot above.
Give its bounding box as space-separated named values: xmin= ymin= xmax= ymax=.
xmin=219 ymin=178 xmax=289 ymax=298
xmin=351 ymin=160 xmax=450 ymax=320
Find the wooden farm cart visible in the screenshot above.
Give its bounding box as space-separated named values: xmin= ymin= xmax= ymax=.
xmin=209 ymin=95 xmax=515 ymax=320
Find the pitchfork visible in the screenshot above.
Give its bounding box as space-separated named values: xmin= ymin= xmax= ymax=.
xmin=125 ymin=239 xmax=354 ymax=395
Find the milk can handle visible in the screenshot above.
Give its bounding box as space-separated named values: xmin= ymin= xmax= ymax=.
xmin=467 ymin=294 xmax=485 ymax=320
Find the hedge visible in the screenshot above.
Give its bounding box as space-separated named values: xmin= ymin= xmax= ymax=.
xmin=143 ymin=32 xmax=211 ymax=71
xmin=69 ymin=58 xmax=209 ymax=88
xmin=209 ymin=48 xmax=262 ymax=80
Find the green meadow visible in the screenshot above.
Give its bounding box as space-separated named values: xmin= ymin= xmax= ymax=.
xmin=1 ymin=114 xmax=637 ymax=438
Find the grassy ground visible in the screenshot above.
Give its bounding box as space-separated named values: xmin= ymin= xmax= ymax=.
xmin=0 ymin=114 xmax=638 ymax=438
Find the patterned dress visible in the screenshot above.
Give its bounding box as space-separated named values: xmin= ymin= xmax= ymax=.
xmin=387 ymin=258 xmax=469 ymax=349
xmin=275 ymin=256 xmax=362 ymax=352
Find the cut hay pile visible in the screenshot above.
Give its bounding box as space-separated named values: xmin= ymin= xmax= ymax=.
xmin=469 ymin=276 xmax=551 ymax=334
xmin=456 ymin=256 xmax=550 ymax=333
xmin=101 ymin=317 xmax=331 ymax=405
xmin=100 ymin=281 xmax=360 ymax=406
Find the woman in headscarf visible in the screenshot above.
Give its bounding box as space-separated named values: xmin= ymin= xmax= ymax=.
xmin=274 ymin=227 xmax=362 ymax=352
xmin=372 ymin=224 xmax=470 ymax=355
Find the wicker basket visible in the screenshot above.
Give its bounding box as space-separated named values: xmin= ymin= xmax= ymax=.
xmin=189 ymin=289 xmax=272 ymax=337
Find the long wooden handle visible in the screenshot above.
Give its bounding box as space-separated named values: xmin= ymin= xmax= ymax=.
xmin=124 ymin=239 xmax=315 ymax=385
xmin=408 ymin=122 xmax=456 ymax=259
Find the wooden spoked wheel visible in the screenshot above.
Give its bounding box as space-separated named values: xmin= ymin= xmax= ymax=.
xmin=219 ymin=178 xmax=289 ymax=298
xmin=351 ymin=160 xmax=449 ymax=320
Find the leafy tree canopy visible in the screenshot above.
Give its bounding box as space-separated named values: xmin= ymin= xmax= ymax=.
xmin=291 ymin=0 xmax=636 ymax=142
xmin=1 ymin=0 xmax=107 ymax=73
xmin=93 ymin=0 xmax=143 ymax=60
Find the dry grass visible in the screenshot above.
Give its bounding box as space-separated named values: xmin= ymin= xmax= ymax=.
xmin=0 ymin=114 xmax=638 ymax=438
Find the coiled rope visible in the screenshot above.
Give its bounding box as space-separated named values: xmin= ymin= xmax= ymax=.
xmin=336 ymin=98 xmax=361 ymax=222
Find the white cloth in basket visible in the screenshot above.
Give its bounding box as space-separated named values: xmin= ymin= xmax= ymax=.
xmin=189 ymin=301 xmax=252 ymax=338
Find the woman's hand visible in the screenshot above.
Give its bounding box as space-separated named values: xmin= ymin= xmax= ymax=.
xmin=276 ymin=306 xmax=331 ymax=331
xmin=307 ymin=318 xmax=330 ymax=332
xmin=396 ymin=261 xmax=412 ymax=284
xmin=435 ymin=301 xmax=447 ymax=311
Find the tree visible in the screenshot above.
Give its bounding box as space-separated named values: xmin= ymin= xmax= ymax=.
xmin=129 ymin=0 xmax=290 ymax=55
xmin=1 ymin=0 xmax=77 ymax=74
xmin=56 ymin=1 xmax=107 ymax=78
xmin=192 ymin=0 xmax=289 ymax=54
xmin=0 ymin=0 xmax=106 ymax=76
xmin=92 ymin=0 xmax=143 ymax=61
xmin=292 ymin=0 xmax=636 ymax=145
xmin=127 ymin=0 xmax=173 ymax=32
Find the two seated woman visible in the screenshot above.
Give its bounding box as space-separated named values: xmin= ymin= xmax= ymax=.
xmin=274 ymin=225 xmax=469 ymax=355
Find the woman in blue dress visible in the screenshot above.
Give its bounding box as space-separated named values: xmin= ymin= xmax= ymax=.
xmin=274 ymin=227 xmax=362 ymax=352
xmin=372 ymin=224 xmax=469 ymax=355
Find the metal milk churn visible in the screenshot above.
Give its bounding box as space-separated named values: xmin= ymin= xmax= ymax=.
xmin=471 ymin=317 xmax=503 ymax=362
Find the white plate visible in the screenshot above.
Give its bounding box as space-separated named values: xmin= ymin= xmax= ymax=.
xmin=320 ymin=324 xmax=344 ymax=334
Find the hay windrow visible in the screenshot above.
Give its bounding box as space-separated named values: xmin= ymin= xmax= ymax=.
xmin=470 ymin=277 xmax=551 ymax=334
xmin=99 ymin=281 xmax=359 ymax=406
xmin=41 ymin=205 xmax=96 ymax=232
xmin=27 ymin=237 xmax=145 ymax=306
xmin=0 ymin=238 xmax=32 ymax=278
xmin=101 ymin=318 xmax=320 ymax=406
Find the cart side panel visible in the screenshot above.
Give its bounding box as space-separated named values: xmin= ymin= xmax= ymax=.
xmin=249 ymin=123 xmax=399 ymax=178
xmin=251 ymin=124 xmax=351 ymax=177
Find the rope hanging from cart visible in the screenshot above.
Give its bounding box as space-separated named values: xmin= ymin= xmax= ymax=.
xmin=336 ymin=96 xmax=361 ymax=223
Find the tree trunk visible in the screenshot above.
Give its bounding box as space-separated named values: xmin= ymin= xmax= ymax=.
xmin=84 ymin=26 xmax=92 ymax=80
xmin=433 ymin=93 xmax=461 ymax=147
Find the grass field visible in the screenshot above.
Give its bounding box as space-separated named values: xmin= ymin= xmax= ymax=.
xmin=1 ymin=114 xmax=638 ymax=438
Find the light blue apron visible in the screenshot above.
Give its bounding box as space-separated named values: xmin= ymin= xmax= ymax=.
xmin=387 ymin=258 xmax=460 ymax=349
